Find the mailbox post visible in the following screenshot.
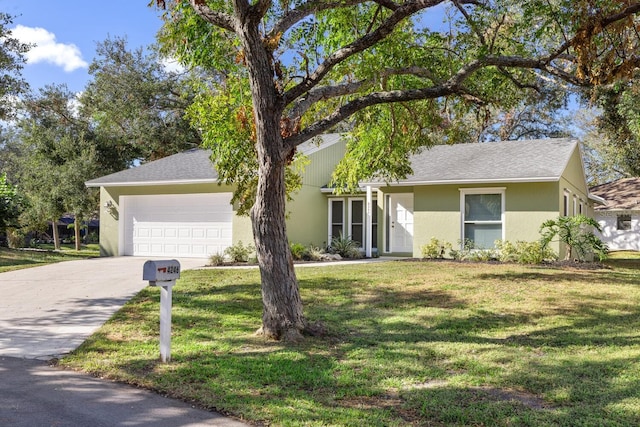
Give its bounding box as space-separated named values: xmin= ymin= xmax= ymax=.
xmin=143 ymin=260 xmax=180 ymax=363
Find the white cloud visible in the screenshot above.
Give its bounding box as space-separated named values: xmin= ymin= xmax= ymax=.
xmin=160 ymin=57 xmax=186 ymax=74
xmin=12 ymin=25 xmax=88 ymax=72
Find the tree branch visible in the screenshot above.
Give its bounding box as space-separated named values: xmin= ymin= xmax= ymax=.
xmin=282 ymin=0 xmax=450 ymax=106
xmin=283 ymin=53 xmax=591 ymax=148
xmin=268 ymin=0 xmax=371 ymax=39
xmin=188 ymin=0 xmax=238 ymax=33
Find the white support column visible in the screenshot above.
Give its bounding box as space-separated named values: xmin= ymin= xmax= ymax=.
xmin=366 ymin=185 xmax=373 ymax=258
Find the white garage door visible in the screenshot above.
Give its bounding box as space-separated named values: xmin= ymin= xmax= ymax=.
xmin=121 ymin=193 xmax=233 ymax=258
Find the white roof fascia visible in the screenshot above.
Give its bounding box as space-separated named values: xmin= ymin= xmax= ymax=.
xmin=85 ymin=178 xmax=219 ymax=188
xmin=588 ymin=193 xmax=607 ymax=205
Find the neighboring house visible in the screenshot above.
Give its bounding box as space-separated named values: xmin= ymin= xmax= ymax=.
xmin=87 ymin=136 xmax=597 ymax=259
xmin=590 ymin=177 xmax=640 ymax=251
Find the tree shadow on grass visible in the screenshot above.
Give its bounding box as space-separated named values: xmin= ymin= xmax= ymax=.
xmin=70 ymin=266 xmax=640 ymax=426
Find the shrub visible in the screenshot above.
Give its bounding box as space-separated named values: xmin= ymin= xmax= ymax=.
xmin=290 ymin=242 xmax=310 ymax=261
xmin=224 ymin=240 xmax=255 ymax=263
xmin=449 ymin=239 xmax=475 ymax=261
xmin=7 ymin=228 xmax=25 ymax=249
xmin=208 ymin=253 xmax=225 ymax=266
xmin=328 ymin=232 xmax=361 ymax=259
xmin=495 ymin=239 xmax=557 ymax=264
xmin=421 ymin=237 xmax=452 ymax=259
xmin=540 ymin=215 xmax=609 ymax=262
xmin=307 ymin=245 xmax=326 ymax=261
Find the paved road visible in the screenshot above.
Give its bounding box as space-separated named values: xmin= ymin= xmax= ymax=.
xmin=0 ymin=256 xmax=249 ymax=427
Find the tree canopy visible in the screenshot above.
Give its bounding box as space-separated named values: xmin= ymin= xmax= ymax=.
xmin=156 ymin=0 xmax=640 ymax=340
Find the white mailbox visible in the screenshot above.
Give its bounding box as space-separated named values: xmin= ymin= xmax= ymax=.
xmin=143 ymin=259 xmax=180 ymax=284
xmin=143 ymin=259 xmax=180 ymax=363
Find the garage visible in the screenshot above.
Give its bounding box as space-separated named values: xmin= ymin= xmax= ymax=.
xmin=120 ymin=193 xmax=233 ymax=258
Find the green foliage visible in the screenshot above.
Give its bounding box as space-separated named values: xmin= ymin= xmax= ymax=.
xmin=328 ymin=232 xmax=361 ymax=259
xmin=540 ymin=215 xmax=609 ymax=262
xmin=289 ymin=242 xmax=309 ymax=261
xmin=495 ymin=240 xmax=557 ymax=264
xmin=16 ymin=85 xmax=100 ymax=235
xmin=81 ymin=36 xmax=200 ymax=165
xmin=0 ymin=173 xmax=24 ymax=232
xmin=224 ymin=241 xmax=255 ymax=263
xmin=0 ymin=13 xmax=30 ymax=120
xmin=208 ymin=253 xmax=225 ymax=266
xmin=6 ymin=228 xmax=25 ymax=249
xmin=307 ymin=246 xmax=326 ymax=262
xmin=421 ymin=237 xmax=452 ymax=259
xmin=186 ymin=79 xmax=309 ymax=216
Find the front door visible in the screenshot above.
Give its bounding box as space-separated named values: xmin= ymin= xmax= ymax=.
xmin=389 ymin=194 xmax=414 ymax=253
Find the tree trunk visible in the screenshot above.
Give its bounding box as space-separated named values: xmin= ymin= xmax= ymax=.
xmin=74 ymin=216 xmax=81 ymax=251
xmin=251 ymin=151 xmax=307 ymax=341
xmin=241 ymin=20 xmax=307 ymax=341
xmin=52 ymin=218 xmax=60 ymax=250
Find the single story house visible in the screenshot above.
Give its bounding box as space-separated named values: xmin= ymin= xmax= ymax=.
xmin=590 ymin=177 xmax=640 ymax=251
xmin=86 ymin=135 xmax=598 ymax=259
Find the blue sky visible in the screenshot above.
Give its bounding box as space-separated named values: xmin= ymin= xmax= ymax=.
xmin=2 ymin=1 xmax=165 ymax=93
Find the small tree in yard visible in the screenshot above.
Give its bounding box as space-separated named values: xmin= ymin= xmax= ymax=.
xmin=540 ymin=215 xmax=609 ymax=262
xmin=155 ymin=0 xmax=640 ymax=340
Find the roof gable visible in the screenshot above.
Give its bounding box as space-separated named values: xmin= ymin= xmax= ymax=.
xmin=362 ymin=138 xmax=579 ymax=186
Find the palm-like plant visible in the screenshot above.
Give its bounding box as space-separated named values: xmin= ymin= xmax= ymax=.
xmin=540 ymin=215 xmax=608 ymax=261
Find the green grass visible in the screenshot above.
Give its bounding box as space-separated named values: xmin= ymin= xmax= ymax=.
xmin=0 ymin=244 xmax=100 ymax=272
xmin=60 ymin=256 xmax=640 ymax=426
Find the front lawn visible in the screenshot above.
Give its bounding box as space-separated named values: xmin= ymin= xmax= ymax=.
xmin=60 ymin=258 xmax=640 ymax=426
xmin=0 ymin=244 xmax=100 ymax=273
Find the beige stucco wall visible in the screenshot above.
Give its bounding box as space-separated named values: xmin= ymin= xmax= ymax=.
xmin=286 ymin=139 xmax=346 ymax=248
xmin=378 ymin=181 xmax=562 ymax=257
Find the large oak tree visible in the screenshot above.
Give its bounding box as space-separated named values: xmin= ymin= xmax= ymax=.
xmin=156 ymin=0 xmax=640 ymax=340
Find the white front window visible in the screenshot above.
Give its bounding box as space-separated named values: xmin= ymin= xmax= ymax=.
xmin=460 ymin=188 xmax=505 ymax=249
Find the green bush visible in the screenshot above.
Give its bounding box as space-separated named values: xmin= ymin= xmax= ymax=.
xmin=329 ymin=232 xmax=361 ymax=259
xmin=420 ymin=237 xmax=452 ymax=259
xmin=224 ymin=241 xmax=255 ymax=263
xmin=7 ymin=228 xmax=25 ymax=249
xmin=540 ymin=215 xmax=608 ymax=261
xmin=290 ymin=242 xmax=310 ymax=261
xmin=495 ymin=240 xmax=557 ymax=264
xmin=208 ymin=253 xmax=225 ymax=266
xmin=307 ymin=245 xmax=326 ymax=261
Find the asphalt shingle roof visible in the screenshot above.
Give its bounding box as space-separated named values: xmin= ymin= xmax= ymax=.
xmin=590 ymin=177 xmax=640 ymax=210
xmin=87 ymin=136 xmax=578 ymax=187
xmin=363 ymin=138 xmax=578 ymax=185
xmin=86 ymin=148 xmax=217 ymax=186
xmin=86 ymin=134 xmax=346 ymax=187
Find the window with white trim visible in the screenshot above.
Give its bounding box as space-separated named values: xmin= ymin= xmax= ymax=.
xmin=461 ymin=188 xmax=505 ymax=249
xmin=563 ymin=191 xmax=570 ymax=216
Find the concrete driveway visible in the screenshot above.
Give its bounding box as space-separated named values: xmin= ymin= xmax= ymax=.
xmin=0 ymin=256 xmax=207 ymax=360
xmin=0 ymin=256 xmax=249 ymax=427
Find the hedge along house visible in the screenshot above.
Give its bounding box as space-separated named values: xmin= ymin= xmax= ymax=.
xmin=86 ymin=134 xmax=346 ymax=258
xmin=357 ymin=138 xmax=600 ymax=259
xmin=590 ymin=177 xmax=640 ymax=251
